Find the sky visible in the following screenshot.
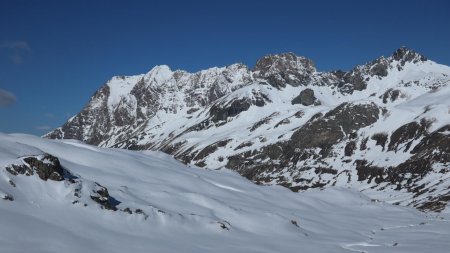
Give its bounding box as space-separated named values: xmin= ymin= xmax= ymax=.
xmin=1 ymin=0 xmax=450 ymax=135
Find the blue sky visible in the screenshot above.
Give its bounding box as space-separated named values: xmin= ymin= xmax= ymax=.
xmin=1 ymin=0 xmax=450 ymax=135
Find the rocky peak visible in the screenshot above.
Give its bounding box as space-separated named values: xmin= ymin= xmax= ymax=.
xmin=253 ymin=52 xmax=316 ymax=88
xmin=390 ymin=46 xmax=427 ymax=66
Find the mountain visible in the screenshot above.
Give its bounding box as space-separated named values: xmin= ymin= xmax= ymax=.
xmin=1 ymin=133 xmax=450 ymax=252
xmin=46 ymin=47 xmax=450 ymax=212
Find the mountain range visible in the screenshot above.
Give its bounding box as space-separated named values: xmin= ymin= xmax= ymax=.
xmin=45 ymin=47 xmax=450 ymax=212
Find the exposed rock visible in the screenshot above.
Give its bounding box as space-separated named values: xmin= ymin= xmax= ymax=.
xmin=382 ymin=89 xmax=401 ymax=103
xmin=90 ymin=182 xmax=120 ymax=211
xmin=392 ymin=46 xmax=427 ymax=67
xmin=344 ymin=141 xmax=357 ymax=156
xmin=234 ymin=141 xmax=254 ymax=151
xmin=210 ymin=99 xmax=251 ymax=122
xmin=217 ymin=221 xmax=231 ymax=230
xmin=253 ymin=52 xmax=316 ymax=88
xmin=314 ymin=167 xmax=338 ymax=175
xmin=289 ymin=103 xmax=380 ymax=151
xmin=388 ymin=120 xmax=430 ymax=152
xmin=369 ymin=60 xmax=389 ymax=77
xmin=8 ymin=180 xmax=16 ymax=187
xmin=360 ymin=137 xmax=369 ymax=151
xmin=249 ymin=113 xmax=278 ymax=131
xmin=194 ymin=139 xmax=231 ymax=160
xmin=371 ymin=133 xmax=389 ymax=151
xmin=186 ymin=108 xmax=200 ymax=114
xmin=1 ymin=193 xmax=14 ymax=201
xmin=6 ymin=154 xmax=65 ymax=181
xmin=274 ymin=118 xmax=291 ymax=128
xmin=6 ymin=164 xmax=32 ymax=176
xmin=23 ymin=154 xmax=65 ymax=181
xmin=355 ymin=160 xmax=385 ymax=184
xmin=341 ymin=69 xmax=367 ymax=93
xmin=291 ymin=88 xmax=320 ymax=106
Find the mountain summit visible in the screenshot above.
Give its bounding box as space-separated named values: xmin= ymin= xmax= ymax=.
xmin=46 ymin=47 xmax=450 ymax=212
xmin=253 ymin=52 xmax=316 ymax=87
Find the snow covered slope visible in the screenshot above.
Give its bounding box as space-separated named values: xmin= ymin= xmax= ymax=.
xmin=1 ymin=133 xmax=450 ymax=252
xmin=46 ymin=47 xmax=450 ymax=212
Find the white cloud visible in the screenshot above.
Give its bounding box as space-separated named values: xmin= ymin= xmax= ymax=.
xmin=0 ymin=89 xmax=16 ymax=107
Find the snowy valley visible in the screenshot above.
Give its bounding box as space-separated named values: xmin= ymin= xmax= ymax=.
xmin=1 ymin=133 xmax=450 ymax=253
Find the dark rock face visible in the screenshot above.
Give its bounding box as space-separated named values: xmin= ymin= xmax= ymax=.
xmin=46 ymin=85 xmax=113 ymax=145
xmin=226 ymin=102 xmax=381 ymax=185
xmin=382 ymin=89 xmax=401 ymax=103
xmin=392 ymin=46 xmax=427 ymax=67
xmin=90 ymin=182 xmax=120 ymax=211
xmin=130 ymin=79 xmax=160 ymax=122
xmin=371 ymin=133 xmax=388 ymax=151
xmin=24 ymin=155 xmax=65 ymax=181
xmin=209 ymin=90 xmax=270 ymax=123
xmin=355 ymin=160 xmax=385 ymax=184
xmin=1 ymin=194 xmax=14 ymax=201
xmin=344 ymin=141 xmax=357 ymax=156
xmin=369 ymin=62 xmax=389 ymax=77
xmin=194 ymin=139 xmax=231 ymax=161
xmin=253 ymin=53 xmax=316 ymax=88
xmin=388 ymin=120 xmax=430 ymax=152
xmin=339 ymin=69 xmax=367 ymax=94
xmin=290 ymin=103 xmax=380 ymax=151
xmin=249 ymin=112 xmax=279 ymax=132
xmin=291 ymin=88 xmax=320 ymax=106
xmin=6 ymin=154 xmax=65 ymax=181
xmin=338 ymin=56 xmax=389 ymax=94
xmin=210 ymin=99 xmax=252 ymax=123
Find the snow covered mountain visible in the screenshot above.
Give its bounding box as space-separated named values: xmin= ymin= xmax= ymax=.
xmin=1 ymin=133 xmax=450 ymax=252
xmin=46 ymin=47 xmax=450 ymax=212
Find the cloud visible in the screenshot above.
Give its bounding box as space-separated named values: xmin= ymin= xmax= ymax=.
xmin=0 ymin=41 xmax=31 ymax=51
xmin=0 ymin=40 xmax=31 ymax=64
xmin=0 ymin=89 xmax=16 ymax=107
xmin=36 ymin=125 xmax=51 ymax=131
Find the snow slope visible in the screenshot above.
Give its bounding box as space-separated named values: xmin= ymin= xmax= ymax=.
xmin=1 ymin=133 xmax=450 ymax=252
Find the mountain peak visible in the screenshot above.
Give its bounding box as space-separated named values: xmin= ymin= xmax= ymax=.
xmin=391 ymin=46 xmax=427 ymax=65
xmin=253 ymin=52 xmax=316 ymax=87
xmin=143 ymin=65 xmax=173 ymax=83
xmin=253 ymin=52 xmax=316 ymax=73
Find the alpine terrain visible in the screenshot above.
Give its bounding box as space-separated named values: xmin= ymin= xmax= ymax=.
xmin=46 ymin=47 xmax=450 ymax=213
xmin=1 ymin=47 xmax=450 ymax=252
